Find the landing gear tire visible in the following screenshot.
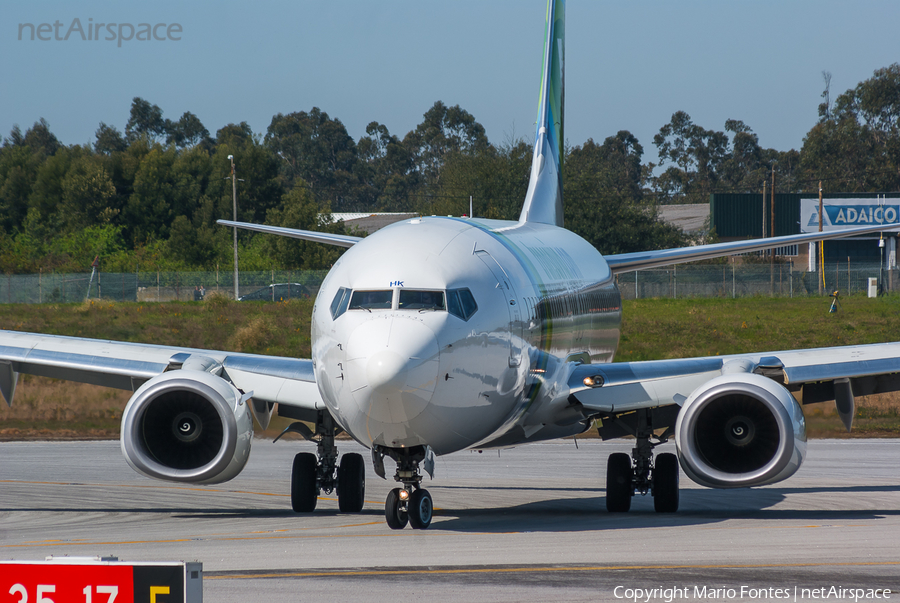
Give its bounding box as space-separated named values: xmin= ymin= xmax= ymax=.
xmin=337 ymin=453 xmax=366 ymax=513
xmin=385 ymin=488 xmax=409 ymax=530
xmin=408 ymin=488 xmax=433 ymax=530
xmin=606 ymin=452 xmax=633 ymax=513
xmin=291 ymin=452 xmax=318 ymax=512
xmin=652 ymin=452 xmax=680 ymax=513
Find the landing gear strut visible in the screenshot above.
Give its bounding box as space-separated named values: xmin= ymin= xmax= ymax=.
xmin=376 ymin=445 xmax=435 ymax=530
xmin=277 ymin=411 xmax=365 ymax=513
xmin=601 ymin=408 xmax=680 ymax=513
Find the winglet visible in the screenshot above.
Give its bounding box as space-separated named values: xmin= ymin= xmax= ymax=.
xmin=0 ymin=362 xmax=18 ymax=407
xmin=519 ymin=0 xmax=565 ymax=227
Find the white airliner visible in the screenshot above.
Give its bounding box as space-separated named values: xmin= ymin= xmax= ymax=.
xmin=2 ymin=0 xmax=900 ymax=530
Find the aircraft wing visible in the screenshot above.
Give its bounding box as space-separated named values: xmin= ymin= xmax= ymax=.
xmin=565 ymin=341 xmax=900 ymax=431
xmin=0 ymin=329 xmax=323 ymax=410
xmin=217 ymin=220 xmax=362 ymax=248
xmin=604 ymin=222 xmax=900 ymax=274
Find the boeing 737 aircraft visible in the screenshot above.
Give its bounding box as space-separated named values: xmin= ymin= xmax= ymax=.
xmin=3 ymin=0 xmax=900 ymax=530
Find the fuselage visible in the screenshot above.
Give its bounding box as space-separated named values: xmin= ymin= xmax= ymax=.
xmin=310 ymin=216 xmax=622 ymax=455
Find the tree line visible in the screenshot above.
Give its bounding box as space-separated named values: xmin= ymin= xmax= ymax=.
xmin=1 ymin=64 xmax=899 ymax=274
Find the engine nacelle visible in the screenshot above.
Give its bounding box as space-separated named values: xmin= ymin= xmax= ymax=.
xmin=121 ymin=370 xmax=253 ymax=484
xmin=675 ymin=373 xmax=806 ymax=488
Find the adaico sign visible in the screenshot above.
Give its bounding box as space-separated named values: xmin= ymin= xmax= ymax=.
xmin=801 ymin=197 xmax=900 ymax=233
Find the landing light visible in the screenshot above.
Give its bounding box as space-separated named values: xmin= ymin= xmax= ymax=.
xmin=399 ymin=490 xmax=410 ymax=501
xmin=583 ymin=375 xmax=604 ymax=388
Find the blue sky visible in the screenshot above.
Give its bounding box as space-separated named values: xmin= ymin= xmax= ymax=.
xmin=2 ymin=1 xmax=899 ymax=165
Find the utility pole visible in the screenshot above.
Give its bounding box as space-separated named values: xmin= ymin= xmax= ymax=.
xmin=770 ymin=165 xmax=776 ymax=239
xmin=879 ymin=194 xmax=886 ymax=296
xmin=762 ymin=180 xmax=767 ymax=239
xmin=228 ymin=154 xmax=239 ymax=300
xmin=770 ymin=165 xmax=776 ymax=294
xmin=818 ymin=181 xmax=823 ymax=294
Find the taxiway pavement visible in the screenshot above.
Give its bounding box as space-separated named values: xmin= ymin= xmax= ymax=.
xmin=1 ymin=439 xmax=898 ymax=601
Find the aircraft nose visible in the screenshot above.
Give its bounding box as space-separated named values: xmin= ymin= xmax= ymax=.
xmin=344 ymin=317 xmax=440 ymax=429
xmin=366 ymin=349 xmax=408 ymax=393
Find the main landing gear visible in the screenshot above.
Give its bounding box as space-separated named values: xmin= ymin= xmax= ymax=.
xmin=276 ymin=411 xmax=365 ymax=514
xmin=602 ymin=408 xmax=680 ymax=513
xmin=375 ymin=445 xmax=435 ymax=530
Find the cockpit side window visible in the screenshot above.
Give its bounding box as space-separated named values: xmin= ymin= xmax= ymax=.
xmin=330 ymin=287 xmax=351 ymax=319
xmin=447 ymin=290 xmax=463 ymax=318
xmin=349 ymin=290 xmax=393 ymax=310
xmin=447 ymin=288 xmax=478 ymax=321
xmin=398 ymin=290 xmax=445 ymax=311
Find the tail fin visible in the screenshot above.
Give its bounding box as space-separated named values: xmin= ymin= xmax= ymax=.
xmin=519 ymin=0 xmax=565 ymax=226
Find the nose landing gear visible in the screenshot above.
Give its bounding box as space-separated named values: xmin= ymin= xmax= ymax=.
xmin=377 ymin=445 xmax=435 ymax=529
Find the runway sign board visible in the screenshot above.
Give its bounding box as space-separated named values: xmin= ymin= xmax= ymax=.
xmin=1 ymin=558 xmax=202 ymax=603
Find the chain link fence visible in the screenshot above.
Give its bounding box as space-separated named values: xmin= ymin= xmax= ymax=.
xmin=0 ymin=263 xmax=895 ymax=304
xmin=0 ymin=270 xmax=329 ymax=304
xmin=616 ymin=262 xmax=897 ymax=300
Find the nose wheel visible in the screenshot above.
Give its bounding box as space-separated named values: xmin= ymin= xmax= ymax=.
xmin=408 ymin=488 xmax=433 ymax=529
xmin=385 ymin=487 xmax=433 ymax=530
xmin=379 ymin=445 xmax=435 ymax=529
xmin=385 ymin=488 xmax=409 ymax=529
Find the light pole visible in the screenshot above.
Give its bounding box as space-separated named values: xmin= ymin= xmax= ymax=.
xmin=228 ymin=154 xmax=239 ymax=300
xmin=879 ymin=195 xmax=886 ymax=296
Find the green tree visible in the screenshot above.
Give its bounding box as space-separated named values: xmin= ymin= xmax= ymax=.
xmin=94 ymin=123 xmax=127 ymax=155
xmin=403 ymin=101 xmax=489 ymax=186
xmin=801 ymin=64 xmax=900 ymax=192
xmin=265 ymin=108 xmax=361 ymax=211
xmin=570 ymin=132 xmax=645 ymax=200
xmin=0 ymin=145 xmax=40 ymax=232
xmin=652 ymin=111 xmax=728 ymax=203
xmin=165 ymin=213 xmax=226 ymax=269
xmin=27 ymin=146 xmax=94 ymax=233
xmin=207 ymin=140 xmax=283 ymax=225
xmin=566 ymin=132 xmax=687 ymax=254
xmin=23 ymin=118 xmax=62 ymax=158
xmin=124 ymin=146 xmax=178 ymax=243
xmin=260 ymin=181 xmax=347 ymax=270
xmin=60 ymin=155 xmax=118 ymax=229
xmin=166 ymin=111 xmax=211 ymax=149
xmin=215 ymin=122 xmax=254 ymax=148
xmin=357 ymin=121 xmax=419 ymax=211
xmin=429 ymin=139 xmax=531 ymax=220
xmin=125 ymin=97 xmax=167 ymax=142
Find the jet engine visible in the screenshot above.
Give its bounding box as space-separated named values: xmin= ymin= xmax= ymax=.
xmin=675 ymin=373 xmax=806 ymax=488
xmin=120 ymin=370 xmax=253 ymax=484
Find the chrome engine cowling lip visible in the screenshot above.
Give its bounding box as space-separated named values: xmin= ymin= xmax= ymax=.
xmin=675 ymin=373 xmax=805 ymax=489
xmin=121 ymin=371 xmax=244 ymax=483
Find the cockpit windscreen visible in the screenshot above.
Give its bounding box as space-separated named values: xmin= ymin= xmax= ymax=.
xmin=398 ymin=290 xmax=445 ymax=311
xmin=349 ymin=290 xmax=393 ymax=310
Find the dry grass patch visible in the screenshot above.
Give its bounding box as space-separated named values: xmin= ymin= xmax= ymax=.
xmin=229 ymin=315 xmax=278 ymax=353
